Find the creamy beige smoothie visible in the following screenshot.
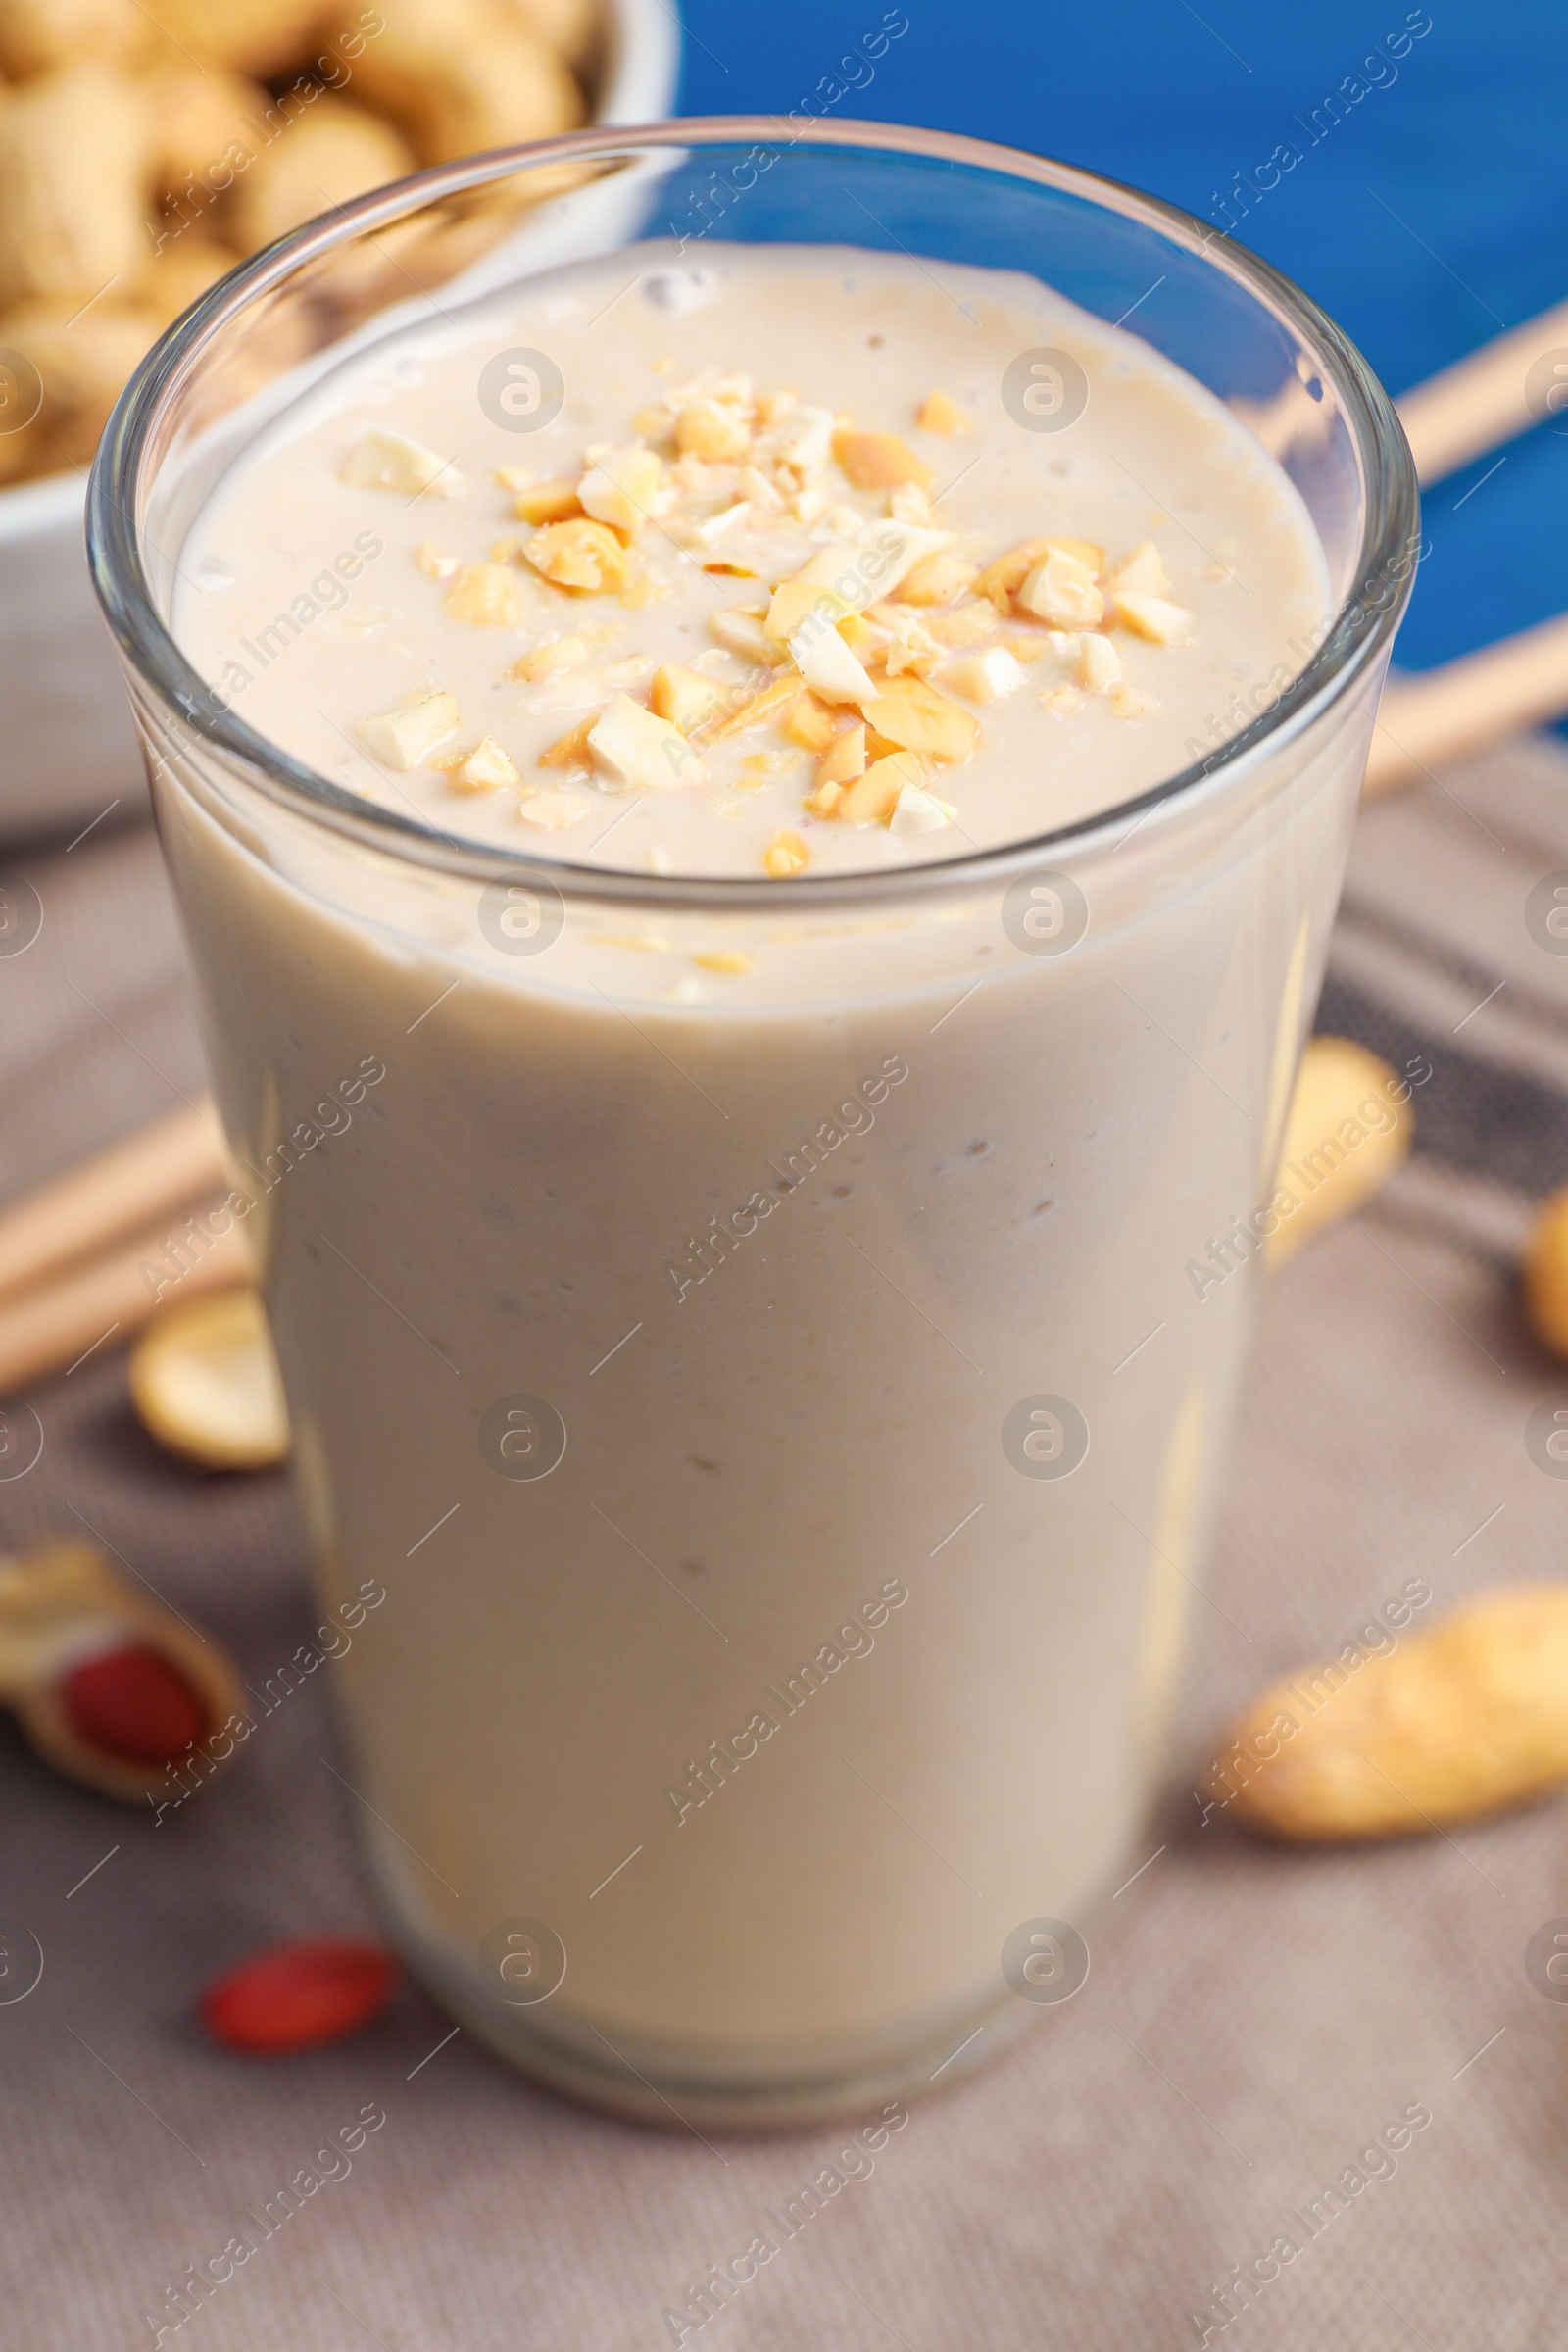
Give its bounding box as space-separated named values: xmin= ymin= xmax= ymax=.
xmin=148 ymin=237 xmax=1372 ymax=2120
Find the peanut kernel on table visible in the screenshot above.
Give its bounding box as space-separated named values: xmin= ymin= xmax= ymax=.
xmin=129 ymin=1288 xmax=290 ymax=1471
xmin=1266 ymin=1036 xmax=1411 ymax=1266
xmin=1213 ymin=1585 xmax=1568 ymax=1841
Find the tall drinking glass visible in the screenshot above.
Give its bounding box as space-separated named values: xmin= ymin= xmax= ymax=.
xmin=89 ymin=122 xmax=1417 ymax=2125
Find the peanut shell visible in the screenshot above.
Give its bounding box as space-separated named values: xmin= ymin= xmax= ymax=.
xmin=1217 ymin=1585 xmax=1568 ymax=1840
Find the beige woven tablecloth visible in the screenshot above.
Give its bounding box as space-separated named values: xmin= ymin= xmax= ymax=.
xmin=3 ymin=737 xmax=1567 ymax=2352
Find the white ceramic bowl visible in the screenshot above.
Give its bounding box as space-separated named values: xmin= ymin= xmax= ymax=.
xmin=0 ymin=0 xmax=679 ymax=847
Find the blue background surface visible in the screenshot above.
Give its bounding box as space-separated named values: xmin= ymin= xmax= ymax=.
xmin=673 ymin=1 xmax=1567 ymax=680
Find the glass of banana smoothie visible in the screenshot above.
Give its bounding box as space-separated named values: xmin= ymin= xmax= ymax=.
xmin=90 ymin=122 xmax=1416 ymax=2125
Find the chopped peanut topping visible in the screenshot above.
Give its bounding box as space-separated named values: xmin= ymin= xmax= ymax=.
xmin=917 ymin=390 xmax=970 ymax=436
xmin=675 ymin=399 xmax=750 ymax=463
xmin=944 ymin=647 xmax=1027 ymax=703
xmin=842 ymin=754 xmax=921 ymax=825
xmin=763 ymin=829 xmax=808 ymax=877
xmin=589 ymin=695 xmax=705 ymax=793
xmin=765 ymin=577 xmax=845 ymax=646
xmin=859 ymin=678 xmax=980 ymax=762
xmin=359 ymin=690 xmax=459 ymax=770
xmin=451 ymin=736 xmax=519 ymax=791
xmin=710 ymin=609 xmax=787 ymax=664
xmin=892 ymin=552 xmax=977 ymax=608
xmin=975 ymin=537 xmax=1102 ymax=608
xmin=816 ymin=723 xmax=867 ymax=788
xmin=694 ymin=950 xmax=755 ymax=975
xmin=514 ymin=636 xmax=588 ymax=682
xmin=651 ymin=662 xmax=726 ymax=736
xmin=514 ymin=479 xmax=583 ymax=525
xmin=578 ymin=445 xmax=664 ymax=537
xmin=539 ymin=715 xmax=597 ymax=768
xmin=1105 ymin=540 xmax=1169 ymax=598
xmin=368 ymin=357 xmax=1208 ymax=862
xmin=519 ymin=793 xmax=591 ymax=829
xmin=833 ymin=429 xmax=933 ymax=491
xmin=1114 ymin=591 xmax=1193 ymax=644
xmin=445 ymin=563 xmax=525 ymax=626
xmin=974 ymin=538 xmax=1049 ymax=607
xmin=790 ymin=616 xmax=877 ymax=706
xmin=737 ymin=465 xmax=784 ymax=510
xmin=783 ymin=695 xmax=838 ymax=751
xmin=1016 ymin=549 xmax=1103 ymax=631
xmin=697 ymin=674 xmax=802 ymax=745
xmin=343 ymin=429 xmax=461 ymax=499
xmin=525 ymin=519 xmax=635 ymax=595
xmin=416 ymin=541 xmax=460 ymax=579
xmin=756 ymin=404 xmax=833 ymax=475
xmin=926 ymin=602 xmax=998 ymax=649
xmin=1077 ymin=633 xmax=1122 ymax=691
xmin=878 ymin=612 xmax=945 ymax=679
xmin=890 ymin=781 xmax=952 ymax=834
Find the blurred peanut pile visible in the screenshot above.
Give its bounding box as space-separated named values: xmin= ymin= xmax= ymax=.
xmin=0 ymin=0 xmax=596 ymax=484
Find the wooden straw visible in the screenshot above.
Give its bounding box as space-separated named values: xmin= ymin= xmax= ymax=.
xmin=1396 ymin=296 xmax=1568 ymax=486
xmin=0 ymin=1097 xmax=226 ymax=1306
xmin=0 ymin=1200 xmax=253 ymax=1396
xmin=1363 ymin=609 xmax=1568 ymax=797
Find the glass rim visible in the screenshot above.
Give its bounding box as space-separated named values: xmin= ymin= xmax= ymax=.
xmin=88 ymin=114 xmax=1418 ymax=913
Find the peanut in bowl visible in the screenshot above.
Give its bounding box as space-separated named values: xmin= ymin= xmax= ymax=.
xmin=0 ymin=0 xmax=676 ymax=844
